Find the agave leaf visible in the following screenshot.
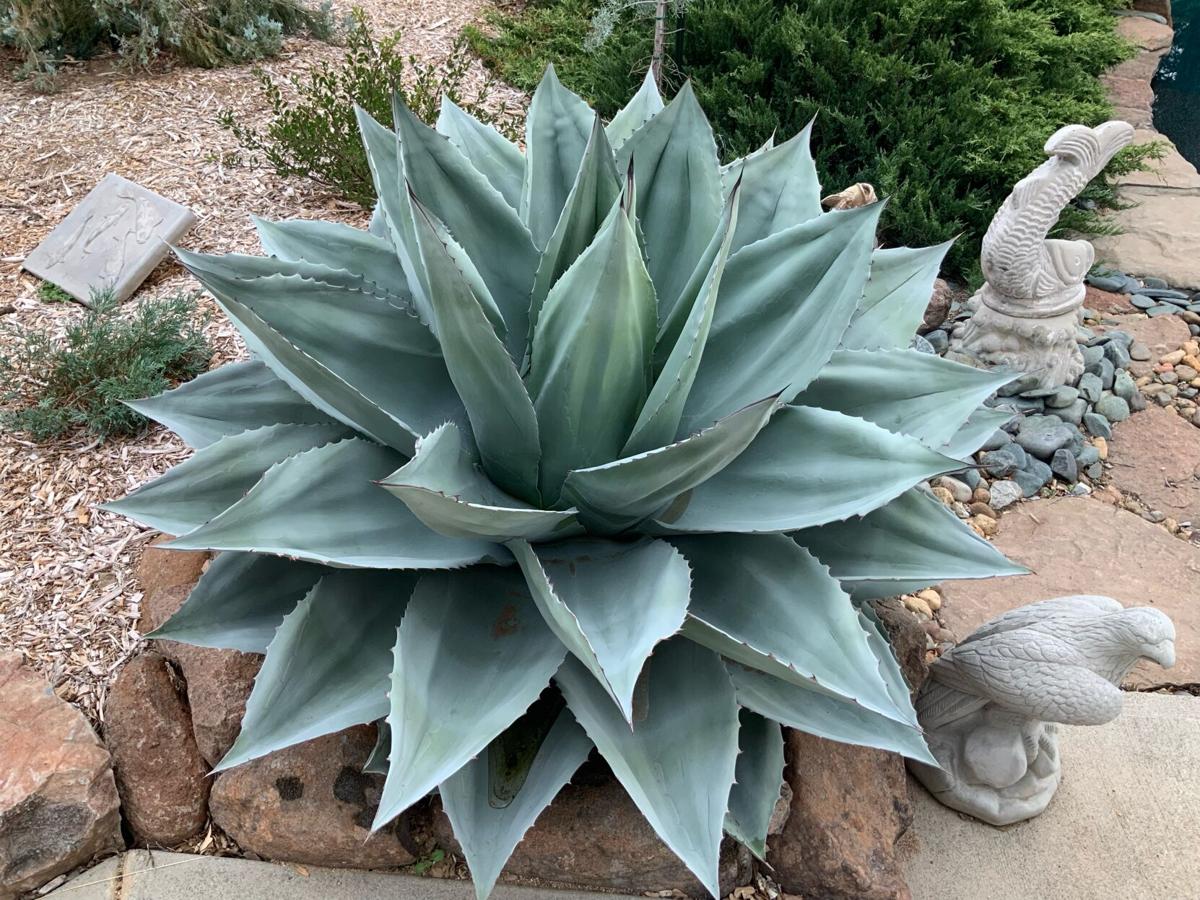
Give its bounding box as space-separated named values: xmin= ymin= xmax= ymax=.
xmin=165 ymin=438 xmax=507 ymax=569
xmin=719 ymin=133 xmax=776 ymax=177
xmin=102 ymin=423 xmax=349 ymax=536
xmin=150 ymin=552 xmax=324 ymax=654
xmin=365 ymin=720 xmax=391 ymax=775
xmin=857 ymin=602 xmax=920 ymax=709
xmin=720 ymin=120 xmax=822 ymax=253
xmin=509 ymin=538 xmax=690 ymax=723
xmin=176 ymin=248 xmax=460 ymax=455
xmin=841 ymin=242 xmax=953 ymax=351
xmin=355 ymin=105 xmax=433 ymax=327
xmin=528 ymin=198 xmax=656 ymax=504
xmin=125 ymin=360 xmax=337 ymax=449
xmin=528 ymin=116 xmax=622 ymax=342
xmin=672 ymin=533 xmax=916 ymax=726
xmin=605 ymin=68 xmax=664 ymax=150
xmin=615 ymin=81 xmax=722 ymax=320
xmin=379 ymin=423 xmax=580 ymax=542
xmin=440 ymin=704 xmax=593 ymax=900
xmin=562 ymin=394 xmax=779 ymax=531
xmin=394 ymin=97 xmax=539 ymax=361
xmin=727 ymin=662 xmax=937 ymax=765
xmin=409 ymin=195 xmax=542 ymax=501
xmin=215 ymin=569 xmax=417 ymax=771
xmin=679 ymin=203 xmax=882 ymax=434
xmin=252 ymin=217 xmax=410 ymax=300
xmin=437 ymin=95 xmax=524 ymax=211
xmin=796 ymin=349 xmax=1015 ymax=451
xmin=792 ymin=487 xmax=1029 ymax=591
xmin=627 ymin=184 xmax=739 ymax=455
xmin=941 ymin=406 xmax=1015 ymax=459
xmin=724 ymin=711 xmax=784 ymax=861
xmin=522 ymin=65 xmax=596 ymax=250
xmin=373 ymin=569 xmax=567 ymax=828
xmin=556 ymin=640 xmax=739 ymax=897
xmin=654 ymin=405 xmax=962 ymax=533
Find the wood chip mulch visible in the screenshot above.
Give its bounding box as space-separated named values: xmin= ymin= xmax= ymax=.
xmin=0 ymin=0 xmax=525 ymax=723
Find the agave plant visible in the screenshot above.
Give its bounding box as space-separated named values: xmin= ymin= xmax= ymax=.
xmin=105 ymin=68 xmax=1023 ymax=897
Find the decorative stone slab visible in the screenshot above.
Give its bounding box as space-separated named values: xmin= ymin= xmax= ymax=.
xmin=937 ymin=497 xmax=1199 ymax=686
xmin=22 ymin=174 xmax=196 ymax=305
xmin=1110 ymin=407 xmax=1200 ymax=525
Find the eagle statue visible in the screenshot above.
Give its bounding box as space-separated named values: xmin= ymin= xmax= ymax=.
xmin=909 ymin=595 xmax=1176 ymax=825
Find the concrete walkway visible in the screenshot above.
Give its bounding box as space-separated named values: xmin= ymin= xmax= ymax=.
xmin=900 ymin=692 xmax=1200 ymax=899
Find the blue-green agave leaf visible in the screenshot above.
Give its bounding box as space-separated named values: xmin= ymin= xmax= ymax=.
xmin=252 ymin=216 xmax=410 ymax=300
xmin=724 ymin=711 xmax=784 ymax=861
xmin=373 ymin=569 xmax=567 ymax=829
xmin=379 ymin=423 xmax=580 ymax=543
xmin=857 ymin=602 xmax=921 ymax=709
xmin=679 ymin=203 xmax=882 ymax=434
xmin=509 ymin=538 xmax=690 ymax=723
xmin=615 ymin=81 xmax=722 ymax=320
xmin=149 ymin=552 xmax=324 ymax=653
xmin=841 ymin=242 xmax=954 ymax=350
xmin=628 ymin=183 xmax=739 ymax=455
xmin=655 ymin=406 xmax=962 ymax=533
xmin=102 ymin=423 xmax=349 ymax=536
xmin=394 ymin=97 xmax=539 ymax=361
xmin=795 ymin=349 xmax=1016 ymax=450
xmin=792 ymin=488 xmax=1029 ymax=590
xmin=215 ymin=569 xmax=417 ymax=771
xmin=556 ymin=639 xmax=739 ymax=897
xmin=124 ymin=360 xmax=337 ymax=449
xmin=940 ymin=406 xmax=1016 ymax=459
xmin=522 ymin=64 xmax=596 ymax=250
xmin=727 ymin=662 xmax=936 ymax=765
xmin=409 ymin=195 xmax=542 ymax=501
xmin=720 ymin=120 xmax=821 ymax=253
xmin=440 ymin=706 xmax=593 ymax=900
xmin=528 ymin=115 xmax=622 ymax=343
xmin=605 ymin=68 xmax=664 ymax=150
xmin=175 ymin=247 xmax=460 ymax=455
xmin=672 ymin=533 xmax=916 ymax=726
xmin=165 ymin=438 xmax=507 ymax=569
xmin=528 ymin=198 xmax=656 ymax=504
xmin=437 ymin=95 xmax=524 ymax=211
xmin=364 ymin=720 xmax=390 ymax=775
xmin=562 ymin=395 xmax=778 ymax=531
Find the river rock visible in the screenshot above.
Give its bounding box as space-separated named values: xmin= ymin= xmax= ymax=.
xmin=103 ymin=653 xmax=209 ymax=845
xmin=980 ymin=445 xmax=1027 ymax=478
xmin=1094 ymin=394 xmax=1131 ymax=422
xmin=209 ymin=727 xmax=419 ymax=870
xmin=1013 ymin=457 xmax=1053 ymax=497
xmin=770 ymin=731 xmax=914 ymax=900
xmin=1078 ymin=372 xmax=1103 ymax=403
xmin=1050 ymin=448 xmax=1079 ymax=483
xmin=1014 ymin=417 xmax=1074 ymax=459
xmin=988 ymin=480 xmax=1023 ymax=511
xmin=0 ymin=653 xmax=122 ymax=897
xmin=1083 ymin=411 xmax=1113 ymax=439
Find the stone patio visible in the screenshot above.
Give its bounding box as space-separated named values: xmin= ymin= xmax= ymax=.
xmin=938 ymin=496 xmax=1199 ymax=686
xmin=1110 ymin=407 xmax=1200 ymax=525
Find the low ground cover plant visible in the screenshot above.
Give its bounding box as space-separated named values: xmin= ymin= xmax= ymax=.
xmin=468 ymin=0 xmax=1147 ymax=276
xmin=221 ymin=9 xmax=520 ymax=207
xmin=1 ymin=289 xmax=210 ymax=440
xmin=106 ymin=71 xmax=1022 ymax=896
xmin=1 ymin=0 xmax=332 ymax=87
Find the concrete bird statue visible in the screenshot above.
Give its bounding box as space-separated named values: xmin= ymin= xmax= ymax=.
xmin=908 ymin=595 xmax=1175 ymax=825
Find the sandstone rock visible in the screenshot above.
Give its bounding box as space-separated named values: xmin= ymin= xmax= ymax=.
xmin=1090 ymin=188 xmax=1200 ymax=293
xmin=173 ymin=646 xmax=261 ymax=767
xmin=104 ymin=654 xmax=209 ymax=845
xmin=209 ymin=727 xmax=418 ymax=869
xmin=1131 ymin=0 xmax=1172 ymax=26
xmin=1083 ymin=285 xmax=1134 ymax=315
xmin=1116 ymin=132 xmax=1200 ymax=192
xmin=431 ymin=771 xmax=749 ymax=897
xmin=938 ymin=497 xmax=1199 ymax=686
xmin=919 ymin=279 xmax=957 ymax=334
xmin=1116 ymin=14 xmax=1174 ymax=52
xmin=134 ymin=539 xmax=207 ymax=604
xmin=0 ymin=654 xmax=122 ymax=897
xmin=1110 ymin=407 xmax=1200 ymax=526
xmin=869 ymin=598 xmax=929 ymax=692
xmin=770 ymin=731 xmax=913 ymax=900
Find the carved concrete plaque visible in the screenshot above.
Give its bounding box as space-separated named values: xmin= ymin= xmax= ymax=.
xmin=23 ymin=174 xmax=197 ymax=305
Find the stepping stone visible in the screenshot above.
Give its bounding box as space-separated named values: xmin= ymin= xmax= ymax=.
xmin=938 ymin=497 xmax=1199 ymax=686
xmin=22 ymin=173 xmax=196 ymax=305
xmin=1110 ymin=406 xmax=1200 ymax=526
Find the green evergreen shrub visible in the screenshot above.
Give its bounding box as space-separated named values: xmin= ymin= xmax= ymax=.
xmin=221 ymin=9 xmax=521 ymax=207
xmin=1 ymin=0 xmax=332 ymax=87
xmin=1 ymin=290 xmax=211 ymax=440
xmin=468 ymin=0 xmax=1146 ymax=275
